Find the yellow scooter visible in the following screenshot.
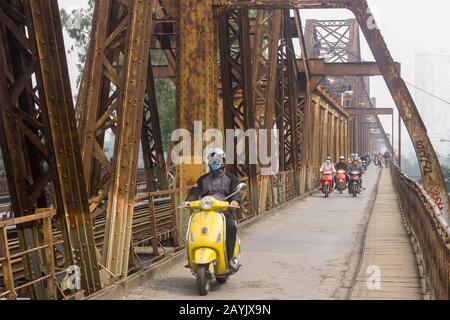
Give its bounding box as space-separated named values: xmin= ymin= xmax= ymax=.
xmin=182 ymin=183 xmax=247 ymax=296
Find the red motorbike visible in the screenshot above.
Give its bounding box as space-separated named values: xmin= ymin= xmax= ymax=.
xmin=321 ymin=170 xmax=334 ymax=198
xmin=335 ymin=170 xmax=347 ymax=194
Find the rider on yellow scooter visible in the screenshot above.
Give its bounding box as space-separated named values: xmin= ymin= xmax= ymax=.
xmin=184 ymin=147 xmax=241 ymax=271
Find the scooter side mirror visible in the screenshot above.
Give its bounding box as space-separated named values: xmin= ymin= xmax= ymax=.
xmin=225 ymin=183 xmax=248 ymax=201
xmin=237 ymin=183 xmax=247 ymax=193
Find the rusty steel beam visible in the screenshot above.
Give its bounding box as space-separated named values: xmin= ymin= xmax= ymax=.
xmin=283 ymin=9 xmax=301 ymax=178
xmin=350 ymin=0 xmax=450 ymax=216
xmin=303 ymin=18 xmax=363 ymax=154
xmin=276 ymin=9 xmax=300 ymax=174
xmin=346 ymin=108 xmax=393 ymax=116
xmin=142 ymin=55 xmax=168 ymax=192
xmin=177 ymin=0 xmax=220 ymax=192
xmin=218 ymin=9 xmax=259 ymax=216
xmin=101 ymin=0 xmax=155 ymax=281
xmin=359 ymin=71 xmax=395 ymax=159
xmin=0 ymin=0 xmax=101 ymax=296
xmin=213 ymin=0 xmax=352 ymax=9
xmin=296 ymin=60 xmax=400 ymax=77
xmin=251 ymin=9 xmax=283 ymax=209
xmin=152 ymin=65 xmax=176 ymax=79
xmin=77 ymin=0 xmax=155 ymax=281
xmin=293 ymin=10 xmax=311 ymax=194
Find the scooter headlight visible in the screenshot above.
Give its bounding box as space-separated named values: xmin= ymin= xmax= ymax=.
xmin=200 ymin=196 xmax=214 ymax=210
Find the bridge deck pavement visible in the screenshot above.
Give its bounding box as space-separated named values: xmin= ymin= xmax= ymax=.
xmin=350 ymin=169 xmax=422 ymax=300
xmin=119 ymin=166 xmax=419 ymax=300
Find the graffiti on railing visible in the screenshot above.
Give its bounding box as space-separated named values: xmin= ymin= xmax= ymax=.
xmin=430 ymin=189 xmax=444 ymax=213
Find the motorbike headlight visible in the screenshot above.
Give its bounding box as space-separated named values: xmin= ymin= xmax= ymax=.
xmin=200 ymin=196 xmax=214 ymax=210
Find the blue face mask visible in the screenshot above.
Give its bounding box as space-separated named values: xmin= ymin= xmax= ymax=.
xmin=210 ymin=162 xmax=222 ymax=171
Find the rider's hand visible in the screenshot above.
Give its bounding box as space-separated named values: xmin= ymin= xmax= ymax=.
xmin=182 ymin=201 xmax=191 ymax=207
xmin=230 ymin=200 xmax=239 ymax=208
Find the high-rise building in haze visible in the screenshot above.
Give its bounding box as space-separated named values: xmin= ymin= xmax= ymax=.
xmin=415 ymin=51 xmax=450 ymax=156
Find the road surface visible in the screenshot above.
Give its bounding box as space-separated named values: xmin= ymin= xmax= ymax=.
xmin=121 ymin=167 xmax=381 ymax=300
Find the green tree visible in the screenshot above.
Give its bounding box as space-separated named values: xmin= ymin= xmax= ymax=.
xmin=60 ymin=1 xmax=94 ymax=85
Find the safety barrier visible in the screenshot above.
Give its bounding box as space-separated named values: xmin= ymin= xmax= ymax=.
xmin=0 ymin=209 xmax=56 ymax=300
xmin=130 ymin=189 xmax=184 ymax=272
xmin=264 ymin=171 xmax=299 ymax=211
xmin=391 ymin=164 xmax=450 ymax=299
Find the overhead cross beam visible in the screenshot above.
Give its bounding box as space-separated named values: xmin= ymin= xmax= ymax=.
xmin=213 ymin=0 xmax=352 ymax=9
xmin=296 ymin=60 xmax=401 ymax=78
xmin=346 ymin=108 xmax=393 ymax=116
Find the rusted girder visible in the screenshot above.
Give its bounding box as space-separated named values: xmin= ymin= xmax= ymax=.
xmin=303 ymin=18 xmax=363 ymax=154
xmin=153 ymin=65 xmax=176 ymax=79
xmin=177 ymin=0 xmax=220 ymax=192
xmin=281 ymin=9 xmax=301 ymax=177
xmin=142 ymin=55 xmax=168 ymax=192
xmin=218 ymin=9 xmax=259 ymax=216
xmin=252 ymin=9 xmax=282 ymax=209
xmin=350 ymin=0 xmax=450 ymax=216
xmin=213 ymin=0 xmax=352 ymax=9
xmin=77 ymin=0 xmax=155 ymax=281
xmin=0 ymin=0 xmax=101 ymax=296
xmin=346 ymin=108 xmax=393 ymax=116
xmin=296 ymin=60 xmax=399 ymax=77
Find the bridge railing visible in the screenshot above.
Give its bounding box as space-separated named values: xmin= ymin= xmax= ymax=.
xmin=0 ymin=209 xmax=56 ymax=300
xmin=264 ymin=171 xmax=299 ymax=211
xmin=391 ymin=164 xmax=450 ymax=299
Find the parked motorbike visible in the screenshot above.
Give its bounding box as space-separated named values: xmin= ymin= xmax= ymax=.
xmin=349 ymin=171 xmax=361 ymax=197
xmin=321 ymin=170 xmax=334 ymax=198
xmin=335 ymin=170 xmax=347 ymax=194
xmin=182 ymin=183 xmax=247 ymax=296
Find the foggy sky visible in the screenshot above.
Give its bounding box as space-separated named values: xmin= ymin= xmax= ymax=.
xmin=59 ymin=0 xmax=450 ymax=156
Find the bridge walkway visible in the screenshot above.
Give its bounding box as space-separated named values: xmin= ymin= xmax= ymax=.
xmin=350 ymin=168 xmax=423 ymax=300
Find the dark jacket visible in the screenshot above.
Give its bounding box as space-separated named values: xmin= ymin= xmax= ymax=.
xmin=348 ymin=164 xmax=363 ymax=177
xmin=335 ymin=162 xmax=348 ymax=171
xmin=186 ymin=169 xmax=242 ymax=204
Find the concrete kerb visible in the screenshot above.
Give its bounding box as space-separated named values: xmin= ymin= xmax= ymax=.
xmin=87 ymin=187 xmax=320 ymax=300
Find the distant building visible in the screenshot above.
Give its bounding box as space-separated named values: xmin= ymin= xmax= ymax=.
xmin=415 ymin=51 xmax=450 ymax=155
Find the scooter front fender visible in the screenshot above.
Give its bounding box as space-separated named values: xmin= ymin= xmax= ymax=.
xmin=194 ymin=248 xmax=217 ymax=265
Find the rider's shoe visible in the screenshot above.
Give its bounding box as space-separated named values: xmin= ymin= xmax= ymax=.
xmin=228 ymin=258 xmax=239 ymax=272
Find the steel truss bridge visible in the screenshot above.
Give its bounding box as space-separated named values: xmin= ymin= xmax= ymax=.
xmin=0 ymin=0 xmax=449 ymax=300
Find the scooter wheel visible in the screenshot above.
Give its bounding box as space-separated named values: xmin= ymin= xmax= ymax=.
xmin=216 ymin=276 xmax=229 ymax=284
xmin=196 ymin=265 xmax=210 ymax=296
xmin=324 ymin=186 xmax=329 ymax=198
